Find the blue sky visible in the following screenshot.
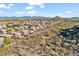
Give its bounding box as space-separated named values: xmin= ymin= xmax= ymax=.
xmin=0 ymin=3 xmax=79 ymax=17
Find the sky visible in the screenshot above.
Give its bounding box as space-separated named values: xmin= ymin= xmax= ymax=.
xmin=0 ymin=3 xmax=79 ymax=17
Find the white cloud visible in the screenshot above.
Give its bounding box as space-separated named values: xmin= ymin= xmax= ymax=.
xmin=25 ymin=3 xmax=44 ymax=16
xmin=28 ymin=3 xmax=43 ymax=6
xmin=5 ymin=6 xmax=10 ymax=9
xmin=27 ymin=0 xmax=44 ymax=5
xmin=0 ymin=4 xmax=6 ymax=8
xmin=40 ymin=5 xmax=45 ymax=8
xmin=65 ymin=11 xmax=72 ymax=13
xmin=0 ymin=4 xmax=14 ymax=9
xmin=25 ymin=6 xmax=33 ymax=10
xmin=15 ymin=11 xmax=25 ymax=14
xmin=27 ymin=10 xmax=36 ymax=15
xmin=8 ymin=4 xmax=14 ymax=7
xmin=0 ymin=0 xmax=78 ymax=3
xmin=27 ymin=0 xmax=45 ymax=9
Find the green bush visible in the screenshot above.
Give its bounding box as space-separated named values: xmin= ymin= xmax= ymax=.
xmin=7 ymin=25 xmax=13 ymax=29
xmin=3 ymin=37 xmax=11 ymax=47
xmin=7 ymin=28 xmax=13 ymax=33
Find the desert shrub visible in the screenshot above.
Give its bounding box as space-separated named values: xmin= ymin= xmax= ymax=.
xmin=7 ymin=28 xmax=13 ymax=33
xmin=7 ymin=25 xmax=13 ymax=29
xmin=3 ymin=37 xmax=11 ymax=47
xmin=12 ymin=24 xmax=20 ymax=28
xmin=58 ymin=25 xmax=79 ymax=40
xmin=28 ymin=25 xmax=33 ymax=30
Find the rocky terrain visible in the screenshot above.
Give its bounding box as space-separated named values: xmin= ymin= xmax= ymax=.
xmin=0 ymin=19 xmax=79 ymax=56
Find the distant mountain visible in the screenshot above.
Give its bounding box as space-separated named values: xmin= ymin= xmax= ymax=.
xmin=0 ymin=16 xmax=52 ymax=20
